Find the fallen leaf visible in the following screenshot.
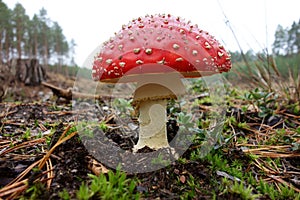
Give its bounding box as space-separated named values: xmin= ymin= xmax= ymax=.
xmin=180 ymin=175 xmax=186 ymax=184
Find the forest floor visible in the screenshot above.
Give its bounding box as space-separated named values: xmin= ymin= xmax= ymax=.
xmin=0 ymin=69 xmax=300 ymax=199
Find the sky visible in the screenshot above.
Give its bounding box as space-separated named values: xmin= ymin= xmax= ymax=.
xmin=3 ymin=0 xmax=300 ymax=67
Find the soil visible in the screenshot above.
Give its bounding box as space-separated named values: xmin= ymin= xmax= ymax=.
xmin=0 ymin=97 xmax=212 ymax=199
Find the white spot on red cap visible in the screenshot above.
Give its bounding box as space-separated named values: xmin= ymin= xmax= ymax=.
xmin=173 ymin=43 xmax=180 ymax=50
xmin=106 ymin=59 xmax=113 ymax=65
xmin=118 ymin=44 xmax=124 ymax=51
xmin=157 ymin=58 xmax=166 ymax=65
xmin=96 ymin=57 xmax=103 ymax=62
xmin=119 ymin=62 xmax=126 ymax=67
xmin=218 ymin=51 xmax=224 ymax=58
xmin=176 ymin=57 xmax=184 ymax=62
xmin=204 ymin=42 xmax=211 ymax=49
xmin=136 ymin=60 xmax=144 ymax=65
xmin=192 ymin=50 xmax=198 ymax=56
xmin=118 ymin=34 xmax=123 ymax=39
xmin=133 ymin=48 xmax=141 ymax=54
xmin=145 ymin=48 xmax=152 ymax=55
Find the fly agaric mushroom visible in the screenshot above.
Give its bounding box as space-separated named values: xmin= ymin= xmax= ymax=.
xmin=92 ymin=14 xmax=232 ymax=152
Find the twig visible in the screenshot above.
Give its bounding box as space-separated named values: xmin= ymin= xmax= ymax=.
xmin=0 ymin=179 xmax=28 ymax=198
xmin=268 ymin=175 xmax=300 ymax=193
xmin=43 ymin=108 xmax=94 ymax=116
xmin=41 ymin=81 xmax=115 ymax=101
xmin=7 ymin=160 xmax=40 ymax=186
xmin=45 ymin=158 xmax=53 ymax=189
xmin=0 ymin=138 xmax=46 ymax=157
xmin=0 ymin=110 xmax=17 ymax=119
xmin=276 ymin=109 xmax=300 ymax=119
xmin=0 ymin=181 xmax=28 ymax=199
xmin=0 ymin=124 xmax=78 ymax=199
xmin=38 ymin=125 xmax=77 ymax=169
xmin=242 ymin=144 xmax=300 ymax=158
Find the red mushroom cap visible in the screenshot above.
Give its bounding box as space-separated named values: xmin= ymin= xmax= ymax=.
xmin=92 ymin=14 xmax=232 ymax=83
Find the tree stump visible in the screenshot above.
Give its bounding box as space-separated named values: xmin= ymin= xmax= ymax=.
xmin=11 ymin=58 xmax=46 ymax=86
xmin=0 ymin=63 xmax=13 ymax=102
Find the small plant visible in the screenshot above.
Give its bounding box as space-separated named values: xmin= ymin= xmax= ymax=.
xmin=179 ymin=174 xmax=202 ymax=199
xmin=187 ymin=78 xmax=208 ymax=94
xmin=77 ymin=182 xmax=90 ymax=200
xmin=58 ymin=189 xmax=71 ymax=200
xmin=20 ymin=182 xmax=48 ymax=200
xmin=113 ymin=98 xmax=133 ymax=117
xmin=205 ymin=152 xmax=228 ymax=171
xmin=237 ymin=121 xmax=250 ymax=129
xmin=151 ymin=153 xmax=171 ymax=166
xmin=59 ymin=123 xmax=78 ymax=137
xmin=256 ymin=178 xmax=300 ymax=200
xmin=76 ymin=121 xmax=104 ymax=138
xmin=22 ymin=128 xmax=31 ymax=140
xmin=243 ymin=88 xmax=278 ymax=117
xmin=99 ymin=121 xmax=108 ymax=132
xmin=229 ymin=180 xmax=260 ymax=200
xmin=176 ymin=112 xmax=194 ymax=129
xmin=76 ymin=168 xmax=140 ymax=200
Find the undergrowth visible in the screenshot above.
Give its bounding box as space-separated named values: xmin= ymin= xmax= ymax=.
xmin=2 ymin=54 xmax=300 ymax=200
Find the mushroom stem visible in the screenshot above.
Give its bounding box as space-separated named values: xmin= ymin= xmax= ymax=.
xmin=133 ymin=99 xmax=169 ymax=151
xmin=132 ymin=74 xmax=186 ymax=152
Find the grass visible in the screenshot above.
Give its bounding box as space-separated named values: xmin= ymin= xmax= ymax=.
xmin=74 ymin=168 xmax=140 ymax=200
xmin=226 ymin=54 xmax=300 ymax=93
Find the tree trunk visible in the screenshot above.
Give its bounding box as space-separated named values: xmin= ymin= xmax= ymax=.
xmin=33 ymin=31 xmax=38 ymax=58
xmin=5 ymin=33 xmax=11 ymax=62
xmin=25 ymin=58 xmax=46 ymax=85
xmin=0 ymin=35 xmax=3 ymax=65
xmin=43 ymin=26 xmax=48 ymax=71
xmin=16 ymin=18 xmax=22 ymax=59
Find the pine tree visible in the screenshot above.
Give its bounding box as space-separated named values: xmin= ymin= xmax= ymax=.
xmin=272 ymin=25 xmax=288 ymax=55
xmin=30 ymin=14 xmax=40 ymax=59
xmin=272 ymin=19 xmax=300 ymax=56
xmin=11 ymin=3 xmax=29 ymax=59
xmin=1 ymin=1 xmax=74 ymax=70
xmin=0 ymin=0 xmax=11 ymax=63
xmin=294 ymin=19 xmax=300 ymax=53
xmin=52 ymin=22 xmax=65 ymax=73
xmin=287 ymin=21 xmax=298 ymax=55
xmin=69 ymin=39 xmax=76 ymax=66
xmin=38 ymin=7 xmax=51 ymax=69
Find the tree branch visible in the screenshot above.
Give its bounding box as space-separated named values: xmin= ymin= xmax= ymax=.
xmin=41 ymin=82 xmax=111 ymax=101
